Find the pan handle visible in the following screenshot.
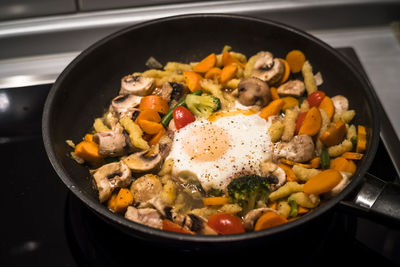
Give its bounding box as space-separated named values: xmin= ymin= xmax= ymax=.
xmin=337 ymin=172 xmax=400 ymax=227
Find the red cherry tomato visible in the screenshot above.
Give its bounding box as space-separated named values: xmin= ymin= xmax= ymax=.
xmin=296 ymin=112 xmax=307 ymax=134
xmin=173 ymin=106 xmax=195 ymax=129
xmin=207 ymin=212 xmax=245 ymax=234
xmin=307 ymin=91 xmax=326 ymax=107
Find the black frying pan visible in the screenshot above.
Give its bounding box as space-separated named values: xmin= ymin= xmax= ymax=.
xmin=42 ymin=14 xmax=400 ymax=250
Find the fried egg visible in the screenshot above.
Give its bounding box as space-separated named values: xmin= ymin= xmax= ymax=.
xmin=166 ymin=111 xmax=272 ymax=191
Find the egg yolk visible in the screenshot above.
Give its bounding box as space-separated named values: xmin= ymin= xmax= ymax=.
xmin=183 ymin=122 xmax=230 ymax=162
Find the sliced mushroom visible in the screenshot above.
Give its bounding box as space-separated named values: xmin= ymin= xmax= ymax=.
xmin=111 ymin=94 xmax=142 ymax=119
xmin=331 ymin=95 xmax=349 ymax=115
xmin=92 ymin=161 xmax=132 ymax=202
xmin=123 ymin=150 xmax=162 ymax=172
xmin=125 ymin=206 xmax=163 ymax=229
xmin=237 ymin=77 xmax=270 ymax=106
xmin=93 ymin=125 xmax=127 ymax=157
xmin=273 ymin=134 xmax=315 ymax=163
xmin=166 ymin=210 xmax=217 ymax=235
xmin=130 ymin=174 xmax=163 ymax=203
xmin=277 ymin=80 xmax=305 ymax=97
xmin=260 ymin=162 xmax=287 ymax=190
xmin=243 ymin=208 xmax=279 ymax=231
xmin=251 ymin=52 xmax=285 ymax=85
xmin=120 ymin=75 xmax=154 ymax=96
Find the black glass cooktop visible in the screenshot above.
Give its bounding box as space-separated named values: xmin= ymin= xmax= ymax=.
xmin=1 ymin=48 xmax=400 ymax=266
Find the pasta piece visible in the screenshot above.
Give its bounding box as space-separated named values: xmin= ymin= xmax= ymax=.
xmin=120 ymin=116 xmax=149 ymax=150
xmin=289 ymin=192 xmax=320 ymax=208
xmin=200 ymin=79 xmax=232 ymax=109
xmin=243 ymin=54 xmax=258 ymax=78
xmin=333 ymin=110 xmax=356 ymax=124
xmin=158 ymin=158 xmax=174 ymax=176
xmin=315 ymin=108 xmax=331 ymax=155
xmin=163 ymin=62 xmax=193 ymax=73
xmin=300 ymin=99 xmax=310 ymax=113
xmin=161 ymin=180 xmax=178 ymax=206
xmin=220 ymin=203 xmax=243 ymax=215
xmin=268 ymin=119 xmax=285 ymax=142
xmin=347 ymin=124 xmax=357 ymax=140
xmin=269 ymin=181 xmax=304 ymax=201
xmin=281 ymin=107 xmax=299 ymax=142
xmin=277 ymin=201 xmax=291 ymax=218
xmin=93 ymin=118 xmax=110 ymax=133
xmin=328 ymin=139 xmax=353 ymax=157
xmin=302 ymin=61 xmax=317 ymax=94
xmin=292 ymin=165 xmax=321 ymax=182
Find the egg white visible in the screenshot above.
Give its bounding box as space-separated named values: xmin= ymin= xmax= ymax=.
xmin=166 ymin=113 xmax=272 ymax=191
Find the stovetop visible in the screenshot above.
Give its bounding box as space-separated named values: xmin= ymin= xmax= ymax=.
xmin=1 ymin=47 xmax=400 ymax=266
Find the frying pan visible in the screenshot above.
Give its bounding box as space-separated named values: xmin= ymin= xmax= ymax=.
xmin=42 ymin=14 xmax=400 ymax=249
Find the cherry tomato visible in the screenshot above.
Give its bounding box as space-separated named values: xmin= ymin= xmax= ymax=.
xmin=207 ymin=212 xmax=245 ymax=234
xmin=307 ymin=91 xmax=326 ymax=107
xmin=173 ymin=106 xmax=195 ymax=129
xmin=296 ymin=112 xmax=307 ymax=134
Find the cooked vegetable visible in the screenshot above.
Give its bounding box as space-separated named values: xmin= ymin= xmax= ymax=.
xmin=289 ymin=192 xmax=320 ymax=208
xmin=107 ymin=188 xmax=134 ymax=213
xmin=279 ymin=59 xmax=291 ymax=84
xmin=307 ymin=91 xmax=325 ymax=107
xmin=259 ymin=99 xmax=285 ymax=119
xmin=298 ymin=107 xmax=322 ymax=136
xmin=254 ymin=211 xmax=288 ymax=231
xmin=173 ymin=106 xmax=196 ymax=129
xmin=205 ymin=67 xmax=222 ymax=80
xmin=193 ymin=53 xmax=217 ymax=73
xmin=74 ymin=140 xmax=103 ymax=162
xmin=203 ymin=196 xmax=229 ymax=206
xmin=183 ymin=71 xmax=203 ymax=92
xmin=227 ymin=175 xmax=271 ymax=215
xmin=310 ymin=157 xmax=321 ymax=168
xmin=220 ymin=64 xmax=238 ymax=84
xmin=135 ymin=109 xmax=161 ymax=123
xmin=160 ymin=90 xmax=202 ymax=127
xmin=278 ymin=163 xmax=297 ymax=182
xmin=222 ymin=51 xmax=245 ymax=68
xmin=281 ymin=96 xmax=299 ymax=111
xmin=295 ymin=112 xmax=307 ymax=134
xmin=330 ymin=157 xmax=356 ymax=176
xmin=320 ymin=147 xmax=330 ymax=169
xmin=137 ymin=120 xmax=164 ymax=135
xmin=319 ymin=96 xmax=335 ymax=119
xmin=285 ymin=50 xmax=306 ymax=73
xmin=207 ymin=212 xmax=245 ymax=234
xmin=185 ymin=94 xmax=221 ymax=118
xmin=288 ymin=197 xmax=298 ymax=218
xmin=139 ymin=95 xmax=169 ymax=114
xmin=342 ymin=152 xmax=363 ymax=160
xmin=148 ymin=128 xmax=166 ymax=146
xmin=303 ymin=169 xmax=342 ymax=195
xmin=270 ymin=87 xmax=280 ymax=100
xmin=356 ymin=125 xmax=367 ymax=153
xmin=163 ymin=219 xmax=194 ymax=234
xmin=320 ymin=120 xmax=347 ymax=147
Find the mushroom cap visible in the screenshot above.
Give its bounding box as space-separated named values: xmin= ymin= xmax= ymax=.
xmin=130 ymin=174 xmax=163 ymax=202
xmin=122 ymin=150 xmax=162 ymax=172
xmin=237 ymin=77 xmax=271 ymax=106
xmin=92 ymin=161 xmax=132 ymax=202
xmin=273 ymin=134 xmax=315 ymax=163
xmin=277 ymin=80 xmax=306 ymax=97
xmin=111 ymin=94 xmax=142 ymax=118
xmin=251 ymin=52 xmax=285 ymax=85
xmin=93 ymin=126 xmax=127 ymax=157
xmin=120 ymin=75 xmax=154 ymax=96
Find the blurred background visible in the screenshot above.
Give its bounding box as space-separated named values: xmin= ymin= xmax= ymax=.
xmin=1 ymin=1 xmax=400 ymax=266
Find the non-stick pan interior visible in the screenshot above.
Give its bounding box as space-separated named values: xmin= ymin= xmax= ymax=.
xmin=43 ymin=14 xmax=379 ymax=243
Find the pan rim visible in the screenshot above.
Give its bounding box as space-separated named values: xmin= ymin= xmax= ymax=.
xmin=42 ymin=13 xmax=380 ymax=243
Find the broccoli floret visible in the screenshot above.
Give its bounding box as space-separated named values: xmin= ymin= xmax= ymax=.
xmin=227 ymin=175 xmax=271 ymax=215
xmin=185 ymin=94 xmax=221 ymax=118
